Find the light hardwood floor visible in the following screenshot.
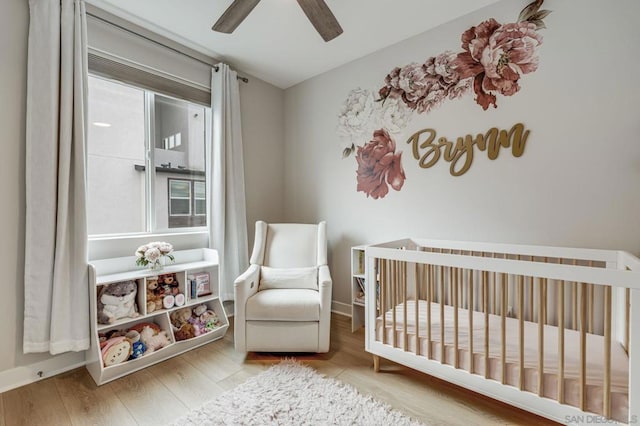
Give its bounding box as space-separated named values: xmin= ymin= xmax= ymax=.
xmin=1 ymin=314 xmax=556 ymax=425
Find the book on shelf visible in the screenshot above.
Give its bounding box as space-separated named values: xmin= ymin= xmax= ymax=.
xmin=186 ymin=272 xmax=211 ymax=300
xmin=355 ymin=277 xmax=365 ymax=294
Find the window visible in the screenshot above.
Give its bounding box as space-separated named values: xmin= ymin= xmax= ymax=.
xmin=87 ymin=75 xmax=210 ymax=235
xmin=168 ymin=179 xmax=206 ymax=227
xmin=169 ymin=179 xmax=192 ymax=216
xmin=194 ymin=181 xmax=206 ymax=216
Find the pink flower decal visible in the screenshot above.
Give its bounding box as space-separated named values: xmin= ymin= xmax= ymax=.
xmin=455 ymin=19 xmax=542 ymax=109
xmin=355 ymin=129 xmax=406 ymax=199
xmin=378 ymin=52 xmax=470 ymax=114
xmin=376 ymin=1 xmax=548 ymax=114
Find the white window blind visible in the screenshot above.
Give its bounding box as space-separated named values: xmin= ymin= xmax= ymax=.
xmin=86 ymin=11 xmax=213 ymax=105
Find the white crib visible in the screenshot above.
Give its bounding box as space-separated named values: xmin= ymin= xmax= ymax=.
xmin=365 ymin=239 xmax=640 ymax=424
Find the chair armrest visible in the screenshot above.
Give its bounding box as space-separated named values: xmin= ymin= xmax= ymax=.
xmin=318 ymin=264 xmax=332 ymax=290
xmin=234 ymin=264 xmax=260 ymax=304
xmin=233 ymin=264 xmax=260 ymax=353
xmin=318 ymin=264 xmax=332 ymax=352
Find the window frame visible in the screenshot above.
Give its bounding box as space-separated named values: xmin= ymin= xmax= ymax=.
xmin=166 ymin=178 xmax=207 ymax=228
xmin=193 ymin=180 xmax=207 ymax=217
xmin=168 ymin=178 xmax=193 ymax=217
xmin=87 ymin=73 xmax=211 ymax=238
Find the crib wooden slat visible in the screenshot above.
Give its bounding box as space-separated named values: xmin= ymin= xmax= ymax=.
xmin=501 ymin=269 xmax=507 ymax=384
xmin=448 ymin=252 xmax=453 ymax=305
xmin=392 ymin=260 xmax=397 ymax=348
xmin=483 ymin=270 xmax=489 ymax=379
xmin=579 ymin=282 xmax=587 ymax=411
xmin=572 ymin=260 xmax=577 ymax=330
xmin=543 ymin=257 xmax=549 ymax=326
xmin=469 ymin=269 xmax=474 ymax=374
xmin=492 ymin=253 xmax=497 ymax=315
xmin=415 ymin=263 xmax=420 ymax=356
xmin=589 ymin=261 xmax=595 ymax=334
xmin=403 ymin=261 xmax=408 ymax=352
xmin=543 ymin=278 xmax=547 ymax=326
xmin=518 ymin=273 xmax=524 ymax=390
xmin=427 ymin=264 xmax=432 ymax=359
xmin=454 ymin=266 xmax=459 ymax=369
xmin=537 ymin=277 xmax=544 ymax=397
xmin=381 ymin=259 xmax=386 ymax=345
xmin=528 ymin=265 xmax=534 ymax=322
xmin=604 ymin=285 xmax=612 ymax=418
xmin=440 ymin=265 xmax=445 ymax=364
xmin=557 ymin=279 xmax=565 ymax=404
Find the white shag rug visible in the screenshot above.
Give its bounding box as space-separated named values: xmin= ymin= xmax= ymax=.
xmin=171 ymin=360 xmax=426 ymax=426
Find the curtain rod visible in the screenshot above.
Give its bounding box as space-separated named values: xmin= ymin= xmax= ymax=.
xmin=87 ymin=11 xmax=249 ymax=83
xmin=213 ymin=65 xmax=249 ymax=83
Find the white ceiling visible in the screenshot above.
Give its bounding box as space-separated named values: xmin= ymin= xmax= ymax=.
xmin=86 ymin=0 xmax=501 ymax=89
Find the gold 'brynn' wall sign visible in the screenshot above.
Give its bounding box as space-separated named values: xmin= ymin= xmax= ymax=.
xmin=406 ymin=123 xmax=530 ymax=177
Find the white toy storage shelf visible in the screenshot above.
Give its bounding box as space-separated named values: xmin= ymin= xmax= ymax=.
xmin=86 ymin=248 xmax=228 ymax=385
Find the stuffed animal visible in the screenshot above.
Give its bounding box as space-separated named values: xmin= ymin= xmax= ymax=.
xmin=146 ymin=278 xmax=162 ymax=313
xmin=193 ymin=304 xmax=207 ymax=317
xmin=125 ymin=330 xmax=146 ymax=359
xmin=199 ymin=309 xmax=219 ymax=330
xmin=139 ymin=325 xmax=171 ymax=353
xmin=170 ymin=307 xmax=192 ymax=329
xmin=129 ymin=321 xmax=161 ymax=334
xmin=159 ymin=273 xmax=180 ymax=296
xmin=101 ymin=336 xmax=132 ymax=366
xmin=174 ymin=323 xmax=196 ymax=341
xmin=97 ymin=281 xmax=139 ymax=324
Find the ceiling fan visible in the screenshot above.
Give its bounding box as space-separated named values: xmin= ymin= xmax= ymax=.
xmin=212 ymin=0 xmax=343 ymax=42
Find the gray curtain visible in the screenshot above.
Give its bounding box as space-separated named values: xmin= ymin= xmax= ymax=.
xmin=24 ymin=0 xmax=90 ymax=354
xmin=210 ymin=64 xmax=249 ymax=301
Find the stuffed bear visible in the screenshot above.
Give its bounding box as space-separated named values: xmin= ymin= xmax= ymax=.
xmin=192 ymin=304 xmax=207 ymax=317
xmin=159 ymin=273 xmax=180 ymax=296
xmin=139 ymin=325 xmax=171 ymax=353
xmin=128 ymin=321 xmax=160 ymax=334
xmin=170 ymin=307 xmax=192 ymax=329
xmin=174 ymin=323 xmax=196 ymax=341
xmin=146 ymin=278 xmax=162 ymax=314
xmin=97 ymin=281 xmax=139 ymax=324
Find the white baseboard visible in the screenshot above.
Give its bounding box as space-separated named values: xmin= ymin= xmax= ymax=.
xmin=331 ymin=300 xmax=352 ymax=317
xmin=0 ymin=351 xmax=86 ymax=394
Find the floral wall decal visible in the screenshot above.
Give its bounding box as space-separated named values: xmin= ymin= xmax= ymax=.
xmin=337 ymin=88 xmax=412 ymax=158
xmin=355 ymin=129 xmax=406 ymax=199
xmin=337 ymin=0 xmax=550 ymax=199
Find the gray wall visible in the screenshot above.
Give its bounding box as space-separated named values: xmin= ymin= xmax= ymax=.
xmin=0 ymin=0 xmax=285 ymax=376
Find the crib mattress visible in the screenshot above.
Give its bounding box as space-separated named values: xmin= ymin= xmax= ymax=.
xmin=376 ymin=300 xmax=628 ymax=423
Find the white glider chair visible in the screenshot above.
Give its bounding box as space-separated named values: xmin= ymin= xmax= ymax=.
xmin=234 ymin=221 xmax=332 ymax=353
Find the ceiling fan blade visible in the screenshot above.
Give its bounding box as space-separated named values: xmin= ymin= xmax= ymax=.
xmin=212 ymin=0 xmax=261 ymax=34
xmin=296 ymin=0 xmax=343 ymax=42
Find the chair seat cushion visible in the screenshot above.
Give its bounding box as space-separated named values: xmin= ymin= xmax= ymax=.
xmin=246 ymin=289 xmax=320 ymax=321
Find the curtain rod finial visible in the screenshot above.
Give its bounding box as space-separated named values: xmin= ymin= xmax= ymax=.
xmin=213 ymin=64 xmax=248 ymax=83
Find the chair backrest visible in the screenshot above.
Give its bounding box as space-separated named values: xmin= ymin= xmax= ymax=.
xmin=250 ymin=221 xmax=327 ymax=268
